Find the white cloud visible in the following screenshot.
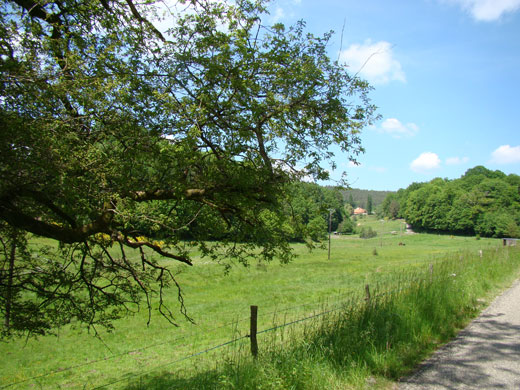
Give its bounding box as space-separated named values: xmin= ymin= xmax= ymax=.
xmin=443 ymin=0 xmax=520 ymax=21
xmin=446 ymin=156 xmax=470 ymax=165
xmin=490 ymin=145 xmax=520 ymax=164
xmin=339 ymin=40 xmax=405 ymax=85
xmin=376 ymin=118 xmax=419 ymax=138
xmin=271 ymin=6 xmax=286 ymax=23
xmin=410 ymin=152 xmax=441 ymax=173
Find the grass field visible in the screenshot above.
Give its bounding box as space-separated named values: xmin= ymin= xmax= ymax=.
xmin=1 ymin=216 xmax=518 ymax=389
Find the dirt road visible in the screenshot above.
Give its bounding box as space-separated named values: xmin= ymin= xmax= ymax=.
xmin=399 ymin=280 xmax=520 ymax=389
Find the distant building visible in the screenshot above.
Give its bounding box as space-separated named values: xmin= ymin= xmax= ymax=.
xmin=353 ymin=207 xmax=367 ymax=215
xmin=503 ymin=238 xmax=519 ymax=246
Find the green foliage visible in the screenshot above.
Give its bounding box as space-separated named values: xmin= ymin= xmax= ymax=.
xmin=306 ymin=216 xmax=328 ymax=242
xmin=476 ymin=211 xmax=520 ymax=238
xmin=342 ymin=188 xmax=393 ymax=210
xmin=359 ymin=226 xmax=377 ymax=239
xmin=285 ymin=182 xmax=347 ymax=242
xmin=380 ymin=192 xmax=403 ymax=219
xmin=380 ymin=166 xmax=520 ymax=238
xmin=337 ymin=215 xmax=356 ymax=234
xmin=0 ymin=0 xmax=377 ymax=336
xmin=343 ymin=203 xmax=354 ymax=217
xmin=348 ymin=193 xmax=356 ymax=208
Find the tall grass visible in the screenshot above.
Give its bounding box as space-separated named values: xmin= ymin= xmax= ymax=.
xmin=128 ymin=246 xmax=520 ymax=390
xmin=0 ymin=230 xmax=510 ymax=389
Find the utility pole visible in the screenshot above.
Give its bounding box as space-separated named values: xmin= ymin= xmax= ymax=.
xmin=328 ymin=209 xmax=334 ymax=260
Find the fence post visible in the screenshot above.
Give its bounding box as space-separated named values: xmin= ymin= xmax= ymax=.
xmin=365 ymin=284 xmax=371 ymax=304
xmin=250 ymin=305 xmax=258 ymax=358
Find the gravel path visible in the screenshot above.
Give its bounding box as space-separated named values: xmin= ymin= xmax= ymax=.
xmin=399 ymin=280 xmax=520 ymax=390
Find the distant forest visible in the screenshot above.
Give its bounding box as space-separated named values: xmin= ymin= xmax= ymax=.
xmin=339 ymin=188 xmax=393 ymax=210
xmin=379 ymin=166 xmax=520 ymax=238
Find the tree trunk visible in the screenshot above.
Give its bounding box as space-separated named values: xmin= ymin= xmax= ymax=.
xmin=4 ymin=232 xmax=16 ymax=332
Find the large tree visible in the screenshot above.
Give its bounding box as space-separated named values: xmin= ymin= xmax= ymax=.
xmin=0 ymin=0 xmax=377 ymax=336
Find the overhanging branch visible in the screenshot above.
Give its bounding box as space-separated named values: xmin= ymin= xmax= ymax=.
xmin=0 ymin=203 xmax=113 ymax=244
xmin=127 ymin=188 xmax=206 ymax=202
xmin=120 ymin=235 xmax=193 ymax=266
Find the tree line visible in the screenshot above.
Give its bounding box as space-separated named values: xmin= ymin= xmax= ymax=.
xmin=380 ymin=166 xmax=520 ymax=238
xmin=341 ymin=188 xmax=392 ymax=211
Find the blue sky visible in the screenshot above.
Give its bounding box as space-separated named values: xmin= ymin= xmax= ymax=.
xmin=265 ymin=0 xmax=520 ymax=191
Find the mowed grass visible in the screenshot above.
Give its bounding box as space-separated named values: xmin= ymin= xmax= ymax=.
xmin=0 ymin=216 xmax=513 ymax=389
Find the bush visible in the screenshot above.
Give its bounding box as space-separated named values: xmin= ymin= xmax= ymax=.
xmin=359 ymin=227 xmax=377 ymax=239
xmin=307 ymin=216 xmax=327 ymax=242
xmin=337 ymin=217 xmax=356 ymax=234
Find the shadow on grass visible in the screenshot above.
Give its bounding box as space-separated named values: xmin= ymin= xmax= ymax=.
xmin=125 ymin=369 xmax=224 ymax=390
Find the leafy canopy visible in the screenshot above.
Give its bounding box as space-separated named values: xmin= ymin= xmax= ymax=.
xmin=0 ymin=0 xmax=377 ymax=337
xmin=380 ymin=166 xmax=520 ymax=238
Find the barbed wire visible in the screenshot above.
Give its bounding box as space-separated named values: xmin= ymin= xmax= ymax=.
xmin=91 ymin=334 xmax=250 ymax=390
xmin=2 ymin=255 xmax=486 ymax=390
xmin=90 ymin=281 xmax=422 ymax=389
xmin=0 ymin=316 xmax=243 ymax=389
xmin=0 ymin=275 xmax=424 ymax=389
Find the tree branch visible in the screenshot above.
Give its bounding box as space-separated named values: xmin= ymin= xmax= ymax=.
xmin=127 ymin=188 xmax=206 ymax=202
xmin=121 ymin=235 xmax=193 ymax=266
xmin=0 ymin=202 xmax=113 ymax=244
xmin=124 ymin=0 xmax=166 ymax=42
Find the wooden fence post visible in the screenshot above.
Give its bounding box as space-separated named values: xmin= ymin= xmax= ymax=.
xmin=250 ymin=305 xmax=258 ymax=358
xmin=365 ymin=284 xmax=371 ymax=304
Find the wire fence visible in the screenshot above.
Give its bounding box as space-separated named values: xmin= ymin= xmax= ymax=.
xmin=1 ymin=251 xmax=494 ymax=390
xmin=0 ymin=288 xmax=368 ymax=390
xmin=0 ymin=284 xmax=417 ymax=389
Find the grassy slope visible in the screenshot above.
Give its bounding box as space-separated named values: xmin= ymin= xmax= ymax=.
xmin=0 ymin=217 xmax=510 ymax=389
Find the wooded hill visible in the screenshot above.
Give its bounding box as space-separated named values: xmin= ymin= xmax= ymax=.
xmin=380 ymin=166 xmax=520 ymax=238
xmin=340 ymin=188 xmax=393 ymax=210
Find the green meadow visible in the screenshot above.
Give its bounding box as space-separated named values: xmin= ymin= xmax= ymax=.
xmin=2 ymin=216 xmax=519 ymax=390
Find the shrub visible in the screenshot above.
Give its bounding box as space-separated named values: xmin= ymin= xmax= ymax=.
xmin=307 ymin=216 xmax=327 ymax=242
xmin=337 ymin=217 xmax=356 ymax=234
xmin=359 ymin=227 xmax=377 ymax=239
